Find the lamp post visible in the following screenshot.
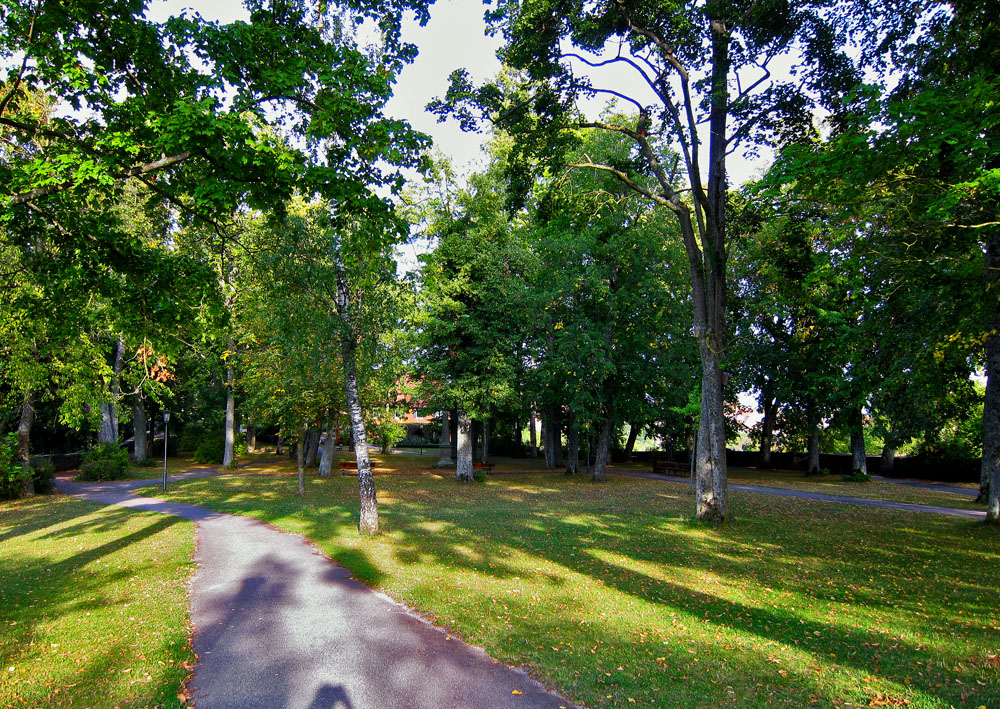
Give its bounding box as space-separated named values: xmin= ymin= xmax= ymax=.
xmin=162 ymin=409 xmax=171 ymax=492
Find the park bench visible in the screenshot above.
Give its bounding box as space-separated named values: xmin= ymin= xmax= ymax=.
xmin=339 ymin=460 xmax=358 ymax=475
xmin=653 ymin=459 xmax=687 ymax=476
xmin=473 ymin=462 xmax=494 ymax=474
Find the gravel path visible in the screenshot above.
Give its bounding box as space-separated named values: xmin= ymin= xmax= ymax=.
xmin=610 ymin=469 xmax=986 ymax=519
xmin=54 ymin=473 xmax=573 ymax=709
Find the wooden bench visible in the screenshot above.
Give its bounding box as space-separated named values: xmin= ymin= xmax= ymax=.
xmin=473 ymin=462 xmax=494 ymax=474
xmin=339 ymin=460 xmax=358 ymax=475
xmin=653 ymin=459 xmax=688 ymax=476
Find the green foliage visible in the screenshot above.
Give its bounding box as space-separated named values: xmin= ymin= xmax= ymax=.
xmin=472 ymin=468 xmax=488 ymax=483
xmin=843 ymin=468 xmax=872 ymax=483
xmin=193 ymin=436 xmax=225 ymax=465
xmin=78 ymin=442 xmax=130 ymax=481
xmin=29 ymin=459 xmax=55 ymax=495
xmin=0 ymin=434 xmax=27 ymax=501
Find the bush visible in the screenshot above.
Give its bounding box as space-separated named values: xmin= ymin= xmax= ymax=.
xmin=0 ymin=434 xmax=28 ymax=500
xmin=78 ymin=442 xmax=131 ymax=481
xmin=843 ymin=467 xmax=871 ymax=483
xmin=473 ymin=468 xmax=488 ymax=483
xmin=193 ymin=436 xmax=225 ymax=464
xmin=235 ymin=439 xmax=248 ymax=456
xmin=30 ymin=459 xmax=55 ymax=494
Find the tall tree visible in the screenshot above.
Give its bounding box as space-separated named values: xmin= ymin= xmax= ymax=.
xmin=434 ymin=0 xmax=868 ymax=521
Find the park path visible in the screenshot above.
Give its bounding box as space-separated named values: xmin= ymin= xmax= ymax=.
xmin=609 ymin=468 xmax=986 ymax=520
xmin=54 ymin=472 xmax=573 ymax=709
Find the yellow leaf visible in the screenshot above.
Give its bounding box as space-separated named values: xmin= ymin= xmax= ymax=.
xmin=512 ymin=690 xmax=522 ymax=695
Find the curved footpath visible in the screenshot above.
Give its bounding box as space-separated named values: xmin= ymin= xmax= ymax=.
xmin=609 ymin=469 xmax=986 ymax=520
xmin=54 ymin=472 xmax=573 ymax=709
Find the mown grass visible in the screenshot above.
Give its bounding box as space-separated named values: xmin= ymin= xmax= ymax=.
xmin=0 ymin=495 xmax=196 ymax=708
xmin=140 ymin=464 xmax=1000 ymax=708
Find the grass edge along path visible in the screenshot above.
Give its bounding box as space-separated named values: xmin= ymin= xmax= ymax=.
xmin=0 ymin=494 xmax=196 ymax=708
xmin=140 ymin=467 xmax=1000 ymax=709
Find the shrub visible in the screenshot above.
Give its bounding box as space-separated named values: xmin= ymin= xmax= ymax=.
xmin=843 ymin=467 xmax=871 ymax=482
xmin=235 ymin=439 xmax=248 ymax=456
xmin=30 ymin=459 xmax=55 ymax=494
xmin=0 ymin=434 xmax=28 ymax=500
xmin=473 ymin=468 xmax=488 ymax=483
xmin=78 ymin=442 xmax=131 ymax=481
xmin=193 ymin=436 xmax=225 ymax=464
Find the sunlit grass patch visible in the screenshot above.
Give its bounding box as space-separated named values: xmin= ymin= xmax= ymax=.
xmin=0 ymin=495 xmax=196 ymax=708
xmin=144 ymin=471 xmax=999 ymax=708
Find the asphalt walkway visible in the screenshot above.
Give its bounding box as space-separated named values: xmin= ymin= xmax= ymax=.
xmin=54 ymin=472 xmax=573 ymax=709
xmin=609 ymin=469 xmax=986 ymax=520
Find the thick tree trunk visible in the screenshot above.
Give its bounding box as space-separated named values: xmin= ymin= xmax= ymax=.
xmin=808 ymin=425 xmax=821 ymax=475
xmin=276 ymin=433 xmax=283 ymax=455
xmin=296 ymin=427 xmax=307 ymax=497
xmin=566 ymin=411 xmax=579 ymax=474
xmin=304 ymin=426 xmax=319 ymax=467
xmin=880 ymin=441 xmax=896 ymax=475
xmin=17 ymin=393 xmax=34 ymax=496
xmin=760 ymin=392 xmax=777 ymax=467
xmin=591 ymin=416 xmax=613 ymax=482
xmin=132 ymin=400 xmax=148 ymax=461
xmin=98 ymin=336 xmax=125 ymax=443
xmin=850 ymin=407 xmax=867 ymax=475
xmin=541 ymin=417 xmax=550 ymax=467
xmin=456 ymin=409 xmax=473 ymax=482
xmin=246 ymin=425 xmax=257 ymax=453
xmin=222 ymin=342 xmax=236 ymax=467
xmin=435 ymin=410 xmax=453 ymax=467
xmin=318 ymin=417 xmax=335 ymax=478
xmin=694 ymin=344 xmax=729 ymax=522
xmin=481 ymin=418 xmax=490 ymax=463
xmin=624 ymin=424 xmax=639 ymax=460
xmin=528 ymin=409 xmax=538 ymax=458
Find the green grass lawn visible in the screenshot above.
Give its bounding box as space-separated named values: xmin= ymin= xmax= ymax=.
xmin=0 ymin=495 xmax=196 ymax=708
xmin=139 ymin=465 xmax=1000 ymax=708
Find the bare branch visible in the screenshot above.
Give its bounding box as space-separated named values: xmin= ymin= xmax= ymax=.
xmin=569 ymin=161 xmax=675 ymax=210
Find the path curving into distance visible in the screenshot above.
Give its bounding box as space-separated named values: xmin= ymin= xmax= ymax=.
xmin=55 ymin=472 xmax=573 ymax=709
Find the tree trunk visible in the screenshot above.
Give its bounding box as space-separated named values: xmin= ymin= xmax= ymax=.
xmin=246 ymin=425 xmax=256 ymax=453
xmin=98 ymin=336 xmax=125 ymax=443
xmin=848 ymin=407 xmax=867 ymax=475
xmin=339 ymin=276 xmax=378 ymax=535
xmin=304 ymin=426 xmax=319 ymax=467
xmin=760 ymin=392 xmax=777 ymax=467
xmin=880 ymin=434 xmax=896 ymax=475
xmin=222 ymin=340 xmax=236 ymax=467
xmin=983 ymin=269 xmax=1000 ymax=519
xmin=694 ymin=343 xmax=729 ymax=522
xmin=808 ymin=424 xmax=821 ymax=475
xmin=318 ymin=417 xmax=335 ymax=478
xmin=132 ymin=400 xmax=148 ymax=461
xmin=591 ymin=416 xmax=613 ymax=482
xmin=456 ymin=409 xmax=473 ymax=482
xmin=17 ymin=393 xmax=34 ymax=496
xmin=436 ymin=410 xmax=453 ymax=467
xmin=481 ymin=418 xmax=490 ymax=463
xmin=276 ymin=433 xmax=283 ymax=455
xmin=541 ymin=417 xmax=551 ymax=468
xmin=296 ymin=427 xmax=307 ymax=497
xmin=528 ymin=409 xmax=538 ymax=458
xmin=624 ymin=424 xmax=639 ymax=460
xmin=566 ymin=411 xmax=579 ymax=474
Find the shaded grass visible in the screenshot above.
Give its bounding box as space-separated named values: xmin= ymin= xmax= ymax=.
xmin=141 ymin=465 xmax=1000 ymax=709
xmin=0 ymin=495 xmax=196 ymax=708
